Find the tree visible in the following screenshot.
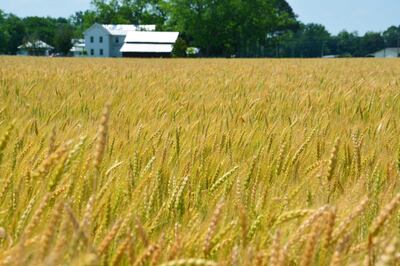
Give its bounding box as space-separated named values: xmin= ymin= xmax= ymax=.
xmin=383 ymin=26 xmax=400 ymax=48
xmin=168 ymin=0 xmax=298 ymax=57
xmin=54 ymin=24 xmax=74 ymax=55
xmin=172 ymin=37 xmax=187 ymax=57
xmin=0 ymin=12 xmax=26 ymax=55
xmin=0 ymin=10 xmax=9 ymax=54
xmin=336 ymin=31 xmax=360 ymax=56
xmin=23 ymin=17 xmax=57 ymax=45
xmin=360 ymin=32 xmax=384 ymax=55
xmin=294 ymin=23 xmax=330 ymax=57
xmin=70 ymin=10 xmax=98 ymax=37
xmin=87 ymin=0 xmax=168 ymax=26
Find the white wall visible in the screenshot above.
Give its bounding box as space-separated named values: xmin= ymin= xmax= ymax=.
xmin=84 ymin=25 xmax=110 ymax=57
xmin=17 ymin=49 xmax=51 ymax=56
xmin=373 ymin=48 xmax=400 ymax=58
xmin=109 ymin=35 xmax=124 ymax=57
xmin=17 ymin=50 xmax=29 ymax=56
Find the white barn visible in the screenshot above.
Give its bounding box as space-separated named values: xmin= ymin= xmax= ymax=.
xmin=371 ymin=48 xmax=400 ymax=58
xmin=121 ymin=31 xmax=179 ymax=57
xmin=84 ymin=23 xmax=156 ymax=57
xmin=17 ymin=40 xmax=54 ymax=56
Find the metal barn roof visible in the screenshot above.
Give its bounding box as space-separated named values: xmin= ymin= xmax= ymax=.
xmin=124 ymin=31 xmax=179 ymax=44
xmin=18 ymin=40 xmax=54 ymax=50
xmin=102 ymin=24 xmax=156 ymax=35
xmin=120 ymin=43 xmax=174 ymax=53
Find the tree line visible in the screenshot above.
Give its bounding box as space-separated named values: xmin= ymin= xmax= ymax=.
xmin=0 ymin=0 xmax=399 ymax=57
xmin=277 ymin=23 xmax=400 ymax=58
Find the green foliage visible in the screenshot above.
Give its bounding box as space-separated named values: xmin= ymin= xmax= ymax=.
xmin=360 ymin=32 xmax=385 ymax=55
xmin=186 ymin=47 xmax=199 ymax=57
xmin=278 ymin=24 xmax=397 ymax=58
xmin=88 ymin=0 xmax=167 ymax=25
xmin=335 ymin=31 xmax=360 ymax=56
xmin=0 ymin=12 xmax=25 ymax=54
xmin=22 ymin=17 xmax=58 ymax=44
xmin=167 ymin=0 xmax=298 ymax=57
xmin=53 ymin=24 xmax=74 ymax=55
xmin=172 ymin=37 xmax=187 ymax=57
xmin=0 ymin=11 xmax=76 ymax=55
xmin=383 ymin=26 xmax=400 ymax=47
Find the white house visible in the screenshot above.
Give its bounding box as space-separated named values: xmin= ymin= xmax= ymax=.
xmin=70 ymin=39 xmax=86 ymax=57
xmin=120 ymin=31 xmax=179 ymax=57
xmin=84 ymin=23 xmax=156 ymax=57
xmin=371 ymin=48 xmax=400 ymax=58
xmin=17 ymin=40 xmax=54 ymax=56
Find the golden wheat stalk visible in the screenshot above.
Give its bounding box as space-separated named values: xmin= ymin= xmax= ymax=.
xmin=93 ymin=102 xmax=111 ymax=171
xmin=203 ymin=199 xmax=224 ymax=256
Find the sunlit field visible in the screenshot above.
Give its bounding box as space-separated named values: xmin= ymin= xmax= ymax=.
xmin=0 ymin=57 xmax=399 ymax=265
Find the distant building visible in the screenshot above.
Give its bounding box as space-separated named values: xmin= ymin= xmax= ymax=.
xmin=322 ymin=55 xmax=338 ymax=58
xmin=120 ymin=31 xmax=179 ymax=57
xmin=370 ymin=48 xmax=400 ymax=58
xmin=17 ymin=40 xmax=54 ymax=56
xmin=70 ymin=39 xmax=86 ymax=57
xmin=83 ymin=23 xmax=156 ymax=57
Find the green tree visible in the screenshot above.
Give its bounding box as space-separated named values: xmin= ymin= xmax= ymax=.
xmin=168 ymin=0 xmax=298 ymax=57
xmin=23 ymin=17 xmax=58 ymax=45
xmin=54 ymin=24 xmax=74 ymax=55
xmin=0 ymin=10 xmax=9 ymax=54
xmin=296 ymin=23 xmax=331 ymax=57
xmin=88 ymin=0 xmax=167 ymax=26
xmin=383 ymin=26 xmax=400 ymax=48
xmin=70 ymin=11 xmax=90 ymax=37
xmin=0 ymin=12 xmax=26 ymax=54
xmin=336 ymin=31 xmax=360 ymax=56
xmin=360 ymin=32 xmax=384 ymax=55
xmin=172 ymin=37 xmax=187 ymax=57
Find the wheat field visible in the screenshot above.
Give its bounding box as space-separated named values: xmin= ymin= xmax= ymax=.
xmin=0 ymin=57 xmax=399 ymax=265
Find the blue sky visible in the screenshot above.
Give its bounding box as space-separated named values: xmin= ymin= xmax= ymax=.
xmin=286 ymin=0 xmax=399 ymax=34
xmin=0 ymin=0 xmax=399 ymax=35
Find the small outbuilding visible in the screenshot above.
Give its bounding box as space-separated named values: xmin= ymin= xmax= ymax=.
xmin=120 ymin=31 xmax=179 ymax=57
xmin=70 ymin=39 xmax=86 ymax=57
xmin=370 ymin=48 xmax=400 ymax=58
xmin=322 ymin=55 xmax=338 ymax=58
xmin=17 ymin=40 xmax=54 ymax=56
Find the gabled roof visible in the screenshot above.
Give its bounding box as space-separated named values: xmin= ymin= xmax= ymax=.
xmin=102 ymin=24 xmax=156 ymax=35
xmin=83 ymin=23 xmax=108 ymax=35
xmin=84 ymin=23 xmax=156 ymax=36
xmin=124 ymin=31 xmax=179 ymax=44
xmin=18 ymin=40 xmax=54 ymax=50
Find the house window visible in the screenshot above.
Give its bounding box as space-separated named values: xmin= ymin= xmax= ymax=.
xmin=90 ymin=49 xmax=94 ymax=56
xmin=90 ymin=36 xmax=94 ymax=43
xmin=100 ymin=49 xmax=103 ymax=56
xmin=115 ymin=37 xmax=119 ymax=43
xmin=99 ymin=36 xmax=103 ymax=43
